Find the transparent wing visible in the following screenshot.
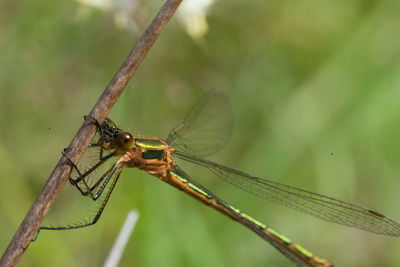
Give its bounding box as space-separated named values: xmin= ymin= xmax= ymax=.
xmin=42 ymin=134 xmax=119 ymax=230
xmin=170 ymin=166 xmax=319 ymax=267
xmin=166 ymin=89 xmax=233 ymax=157
xmin=174 ymin=150 xmax=400 ymax=236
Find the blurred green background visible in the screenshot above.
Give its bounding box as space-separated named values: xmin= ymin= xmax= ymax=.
xmin=1 ymin=0 xmax=400 ymax=266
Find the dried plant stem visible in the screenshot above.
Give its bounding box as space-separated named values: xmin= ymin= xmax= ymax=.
xmin=0 ymin=0 xmax=182 ymax=266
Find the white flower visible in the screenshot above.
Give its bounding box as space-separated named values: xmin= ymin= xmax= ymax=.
xmin=75 ymin=0 xmax=139 ymax=34
xmin=75 ymin=0 xmax=216 ymax=39
xmin=177 ymin=0 xmax=215 ymax=40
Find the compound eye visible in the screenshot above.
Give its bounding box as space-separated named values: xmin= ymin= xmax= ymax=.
xmin=117 ymin=132 xmax=134 ymax=151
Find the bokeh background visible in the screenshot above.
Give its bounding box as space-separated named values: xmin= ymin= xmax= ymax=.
xmin=1 ymin=0 xmax=400 ymax=266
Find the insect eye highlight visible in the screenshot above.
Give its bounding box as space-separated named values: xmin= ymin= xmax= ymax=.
xmin=122 ymin=134 xmax=130 ymax=142
xmin=117 ymin=132 xmax=134 ymax=151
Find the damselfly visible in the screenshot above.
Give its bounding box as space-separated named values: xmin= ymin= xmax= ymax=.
xmin=40 ymin=89 xmax=400 ymax=266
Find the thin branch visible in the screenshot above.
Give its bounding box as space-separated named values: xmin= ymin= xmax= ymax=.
xmin=0 ymin=0 xmax=182 ymax=266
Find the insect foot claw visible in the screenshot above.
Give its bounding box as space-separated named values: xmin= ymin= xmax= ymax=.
xmin=61 ymin=148 xmax=76 ymax=167
xmin=62 ymin=147 xmax=70 ymax=155
xmin=84 ymin=114 xmax=101 ymax=128
xmin=31 ymin=228 xmax=41 ymax=242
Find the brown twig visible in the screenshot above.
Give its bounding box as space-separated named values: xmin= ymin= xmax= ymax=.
xmin=0 ymin=0 xmax=182 ymax=266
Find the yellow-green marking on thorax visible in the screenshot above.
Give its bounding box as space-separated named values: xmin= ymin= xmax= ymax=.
xmin=136 ymin=138 xmax=167 ymax=160
xmin=135 ymin=138 xmax=166 ymax=149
